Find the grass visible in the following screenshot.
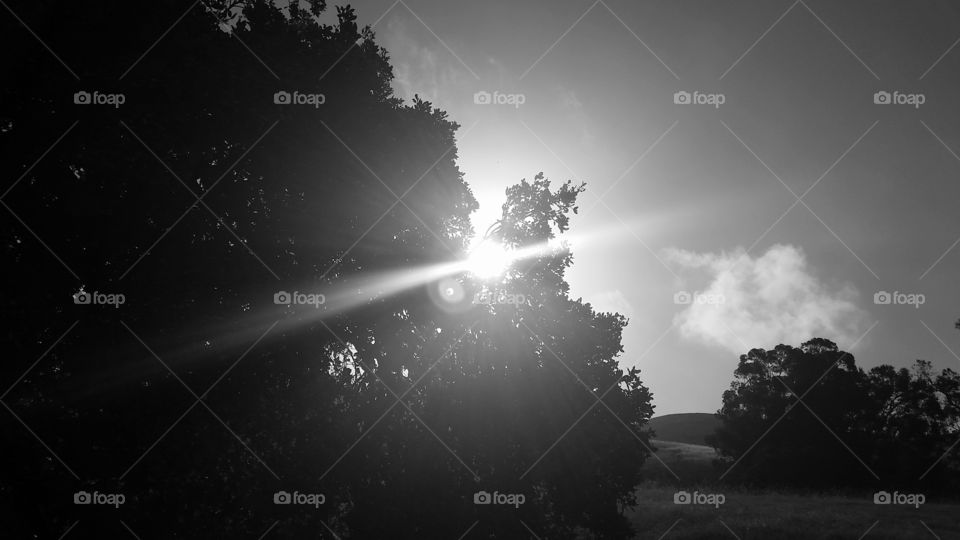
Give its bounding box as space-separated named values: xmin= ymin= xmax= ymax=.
xmin=627 ymin=485 xmax=960 ymax=539
xmin=642 ymin=440 xmax=721 ymax=484
xmin=627 ymin=440 xmax=960 ymax=539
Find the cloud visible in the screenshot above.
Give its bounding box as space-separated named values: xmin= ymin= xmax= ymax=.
xmin=663 ymin=244 xmax=869 ymax=353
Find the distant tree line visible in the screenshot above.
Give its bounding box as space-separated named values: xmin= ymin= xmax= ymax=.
xmin=709 ymin=337 xmax=960 ymax=493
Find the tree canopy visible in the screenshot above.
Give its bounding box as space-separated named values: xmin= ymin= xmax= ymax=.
xmin=709 ymin=338 xmax=960 ymax=493
xmin=1 ymin=1 xmax=654 ymax=537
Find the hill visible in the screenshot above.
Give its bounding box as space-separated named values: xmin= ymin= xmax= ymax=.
xmin=648 ymin=413 xmax=720 ymax=446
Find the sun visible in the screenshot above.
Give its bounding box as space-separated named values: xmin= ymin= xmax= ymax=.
xmin=465 ymin=241 xmax=514 ymax=278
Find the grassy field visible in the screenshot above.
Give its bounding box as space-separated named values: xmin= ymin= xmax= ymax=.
xmin=629 ymin=440 xmax=960 ymax=539
xmin=642 ymin=440 xmax=721 ymax=484
xmin=627 ymin=485 xmax=960 ymax=539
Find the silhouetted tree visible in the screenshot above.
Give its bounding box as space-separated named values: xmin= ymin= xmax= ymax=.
xmin=707 ymin=339 xmax=869 ymax=488
xmin=709 ymin=338 xmax=960 ymax=493
xmin=1 ymin=1 xmax=653 ymax=537
xmin=861 ymin=360 xmax=960 ymax=491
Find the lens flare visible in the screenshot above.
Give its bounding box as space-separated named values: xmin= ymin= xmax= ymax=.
xmin=437 ymin=277 xmax=465 ymax=303
xmin=427 ymin=276 xmax=473 ymax=314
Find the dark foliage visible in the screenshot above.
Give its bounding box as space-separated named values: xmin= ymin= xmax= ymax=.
xmin=0 ymin=1 xmax=653 ymax=537
xmin=709 ymin=338 xmax=960 ymax=493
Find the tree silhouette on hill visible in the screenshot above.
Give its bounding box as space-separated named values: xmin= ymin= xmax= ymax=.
xmin=709 ymin=338 xmax=960 ymax=492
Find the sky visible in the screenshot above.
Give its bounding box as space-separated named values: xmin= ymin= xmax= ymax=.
xmin=327 ymin=0 xmax=960 ymax=415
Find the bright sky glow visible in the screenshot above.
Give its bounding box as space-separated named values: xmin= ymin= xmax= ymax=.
xmin=465 ymin=241 xmax=515 ymax=278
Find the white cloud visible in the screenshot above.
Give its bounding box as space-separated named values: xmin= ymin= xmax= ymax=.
xmin=663 ymin=244 xmax=869 ymax=353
